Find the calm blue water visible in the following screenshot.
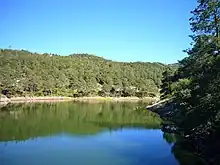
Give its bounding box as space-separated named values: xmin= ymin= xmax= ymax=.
xmin=0 ymin=102 xmax=181 ymax=165
xmin=0 ymin=129 xmax=179 ymax=165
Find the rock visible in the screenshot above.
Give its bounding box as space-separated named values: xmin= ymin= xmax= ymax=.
xmin=0 ymin=95 xmax=10 ymax=102
xmin=185 ymin=135 xmax=190 ymax=138
xmin=162 ymin=124 xmax=177 ymax=133
xmin=146 ymin=98 xmax=179 ymax=118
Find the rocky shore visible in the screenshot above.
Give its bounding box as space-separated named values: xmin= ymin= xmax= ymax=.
xmin=0 ymin=95 xmax=159 ymax=104
xmin=0 ymin=96 xmax=73 ymax=104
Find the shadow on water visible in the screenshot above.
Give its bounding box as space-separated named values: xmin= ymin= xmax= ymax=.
xmin=162 ymin=132 xmax=208 ymax=165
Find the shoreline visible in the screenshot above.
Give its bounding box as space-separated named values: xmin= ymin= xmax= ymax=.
xmin=0 ymin=96 xmax=159 ymax=104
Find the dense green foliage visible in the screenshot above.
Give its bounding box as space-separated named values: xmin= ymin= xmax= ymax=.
xmin=0 ymin=49 xmax=169 ymax=98
xmin=0 ymin=102 xmax=161 ymax=141
xmin=160 ymin=0 xmax=220 ymax=164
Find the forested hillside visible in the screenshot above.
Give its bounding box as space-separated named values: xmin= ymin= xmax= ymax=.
xmin=160 ymin=0 xmax=220 ymax=164
xmin=0 ymin=49 xmax=171 ymax=98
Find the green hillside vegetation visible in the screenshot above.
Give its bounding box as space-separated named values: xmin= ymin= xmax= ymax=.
xmin=0 ymin=49 xmax=171 ymax=98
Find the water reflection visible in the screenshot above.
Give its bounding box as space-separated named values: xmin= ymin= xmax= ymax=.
xmin=163 ymin=133 xmax=176 ymax=144
xmin=0 ymin=102 xmax=161 ymax=141
xmin=0 ymin=102 xmax=202 ymax=165
xmin=162 ymin=132 xmax=207 ymax=165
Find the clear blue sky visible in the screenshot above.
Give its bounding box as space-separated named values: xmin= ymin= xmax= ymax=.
xmin=0 ymin=0 xmax=197 ymax=64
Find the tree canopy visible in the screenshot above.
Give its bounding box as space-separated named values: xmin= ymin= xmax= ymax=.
xmin=0 ymin=49 xmax=172 ymax=98
xmin=160 ymin=0 xmax=220 ymax=164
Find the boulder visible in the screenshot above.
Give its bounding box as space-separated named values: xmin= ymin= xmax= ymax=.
xmin=0 ymin=95 xmax=10 ymax=102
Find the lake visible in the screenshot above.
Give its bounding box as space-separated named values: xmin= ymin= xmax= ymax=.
xmin=0 ymin=102 xmax=188 ymax=165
